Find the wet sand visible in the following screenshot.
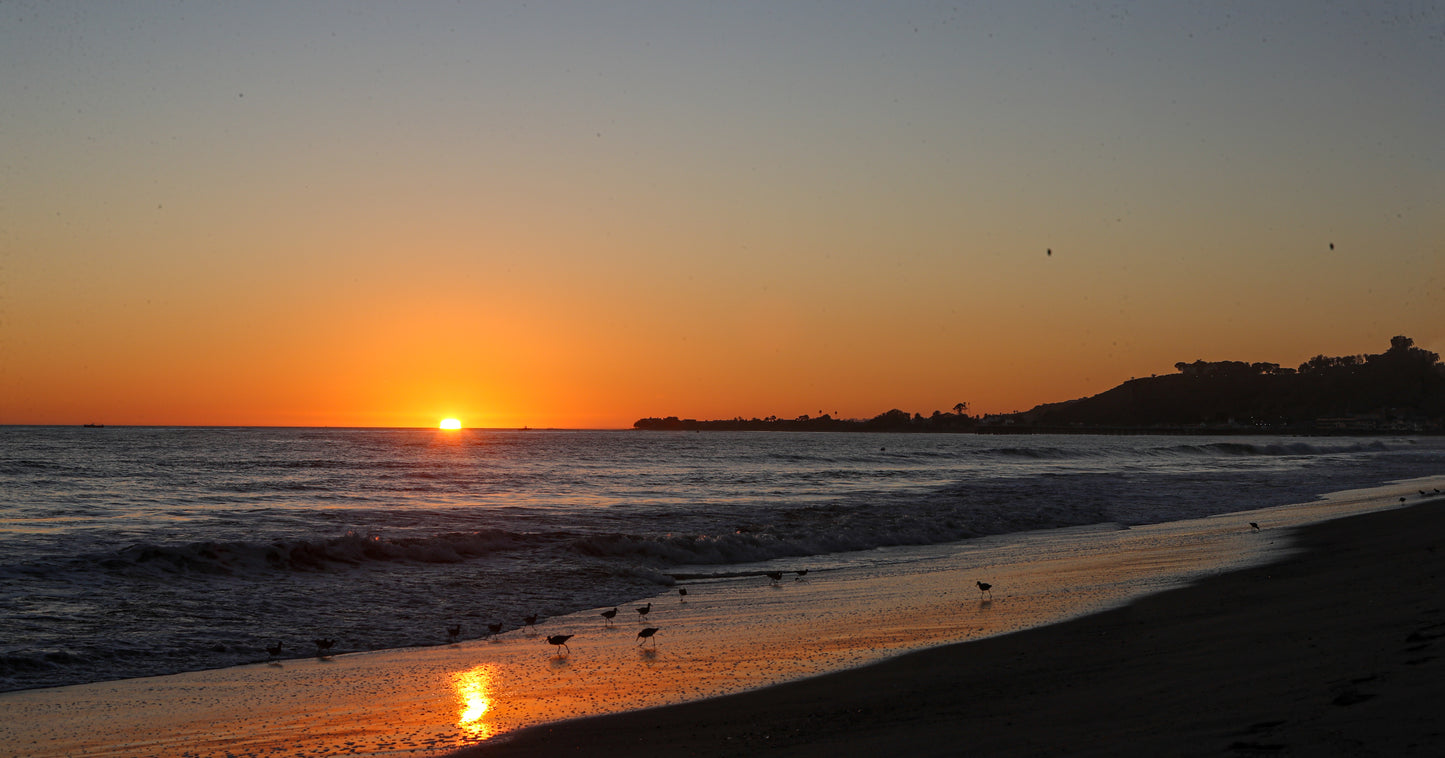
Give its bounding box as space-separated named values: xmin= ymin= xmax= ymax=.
xmin=461 ymin=499 xmax=1445 ymax=758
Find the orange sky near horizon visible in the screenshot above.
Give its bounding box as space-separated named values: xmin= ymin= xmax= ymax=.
xmin=3 ymin=4 xmax=1442 ymax=429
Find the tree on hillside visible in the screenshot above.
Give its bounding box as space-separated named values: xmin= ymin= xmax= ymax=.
xmin=866 ymin=409 xmax=913 ymax=429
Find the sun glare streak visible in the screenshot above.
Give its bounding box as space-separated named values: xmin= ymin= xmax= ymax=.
xmin=440 ymin=418 xmax=462 ymax=430
xmin=454 ymin=665 xmax=495 ymax=741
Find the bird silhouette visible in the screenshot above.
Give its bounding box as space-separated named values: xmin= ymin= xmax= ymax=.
xmin=313 ymin=638 xmax=336 ymax=656
xmin=601 ymin=607 xmax=619 ymax=625
xmin=1250 ymin=522 xmax=1260 ymax=531
xmin=678 ymin=588 xmax=688 ymax=601
xmin=524 ymin=614 xmax=538 ymax=630
xmin=637 ymin=627 xmax=660 ymax=646
xmin=635 ymin=602 xmax=652 ymax=620
xmin=546 ymin=634 xmax=573 ymax=656
xmin=486 ymin=622 xmax=503 ymax=639
xmin=447 ymin=625 xmax=461 ymax=643
xmin=976 ymin=581 xmax=993 ymax=599
xmin=766 ymin=571 xmax=784 ymax=585
xmin=266 ymin=641 xmax=283 ymax=658
xmin=795 ymin=569 xmax=809 ymax=581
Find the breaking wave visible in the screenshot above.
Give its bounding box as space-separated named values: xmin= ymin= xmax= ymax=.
xmin=82 ymin=529 xmax=541 ymax=576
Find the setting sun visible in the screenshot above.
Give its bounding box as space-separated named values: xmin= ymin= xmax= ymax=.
xmin=439 ymin=418 xmax=462 ymax=430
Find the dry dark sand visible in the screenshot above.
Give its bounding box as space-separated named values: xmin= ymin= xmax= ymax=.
xmin=459 ymin=500 xmax=1445 ymax=758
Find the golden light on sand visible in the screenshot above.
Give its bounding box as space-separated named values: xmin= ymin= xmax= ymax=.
xmin=454 ymin=665 xmax=495 ymax=740
xmin=439 ymin=418 xmax=462 ymax=430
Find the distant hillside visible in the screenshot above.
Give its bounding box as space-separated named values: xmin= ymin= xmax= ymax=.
xmin=635 ymin=336 xmax=1445 ymax=434
xmin=633 ymin=407 xmax=978 ymax=433
xmin=1005 ymin=336 xmax=1444 ymax=433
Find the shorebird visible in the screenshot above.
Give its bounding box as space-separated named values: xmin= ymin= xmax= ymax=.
xmin=313 ymin=638 xmax=336 ymax=656
xmin=678 ymin=588 xmax=688 ymax=601
xmin=635 ymin=602 xmax=652 ymax=620
xmin=524 ymin=614 xmax=538 ymax=630
xmin=266 ymin=641 xmax=283 ymax=659
xmin=976 ymin=581 xmax=993 ymax=599
xmin=795 ymin=569 xmax=809 ymax=581
xmin=766 ymin=571 xmax=784 ymax=585
xmin=486 ymin=622 xmax=503 ymax=639
xmin=637 ymin=627 xmax=660 ymax=646
xmin=1250 ymin=522 xmax=1260 ymax=531
xmin=447 ymin=625 xmax=461 ymax=643
xmin=601 ymin=607 xmax=619 ymax=625
xmin=545 ymin=634 xmax=573 ymax=656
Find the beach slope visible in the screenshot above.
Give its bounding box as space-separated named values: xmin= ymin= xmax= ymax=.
xmin=461 ymin=500 xmax=1445 ymax=757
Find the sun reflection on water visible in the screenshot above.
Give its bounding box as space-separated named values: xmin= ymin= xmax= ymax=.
xmin=453 ymin=665 xmax=495 ymax=741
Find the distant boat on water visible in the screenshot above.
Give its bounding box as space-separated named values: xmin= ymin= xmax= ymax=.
xmin=83 ymin=423 xmax=105 ymax=428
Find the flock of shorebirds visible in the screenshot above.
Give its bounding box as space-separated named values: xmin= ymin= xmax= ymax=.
xmin=469 ymin=571 xmax=821 ymax=658
xmin=458 ymin=598 xmax=669 ymax=658
xmin=263 ymin=567 xmax=1013 ymax=662
xmin=1402 ymin=488 xmax=1442 ymax=503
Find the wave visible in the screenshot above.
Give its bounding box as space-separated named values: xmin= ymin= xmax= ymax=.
xmin=568 ymin=493 xmax=1111 ymax=570
xmin=0 ymin=459 xmax=88 ymax=474
xmin=256 ymin=459 xmax=350 ymax=470
xmin=0 ymin=650 xmax=87 ymax=680
xmin=978 ymin=439 xmax=1390 ymax=462
xmin=36 ymin=488 xmax=1119 ymax=581
xmin=991 ymin=446 xmax=1078 ymax=459
xmin=77 ymin=529 xmax=544 ymax=576
xmin=1162 ymin=440 xmax=1390 ymax=458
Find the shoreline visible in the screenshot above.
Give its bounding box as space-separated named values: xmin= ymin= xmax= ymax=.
xmin=461 ymin=499 xmax=1445 ymax=757
xmin=1 ymin=487 xmax=1438 ymax=757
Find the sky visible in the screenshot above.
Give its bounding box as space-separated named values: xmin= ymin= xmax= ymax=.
xmin=3 ymin=1 xmax=1443 ymax=429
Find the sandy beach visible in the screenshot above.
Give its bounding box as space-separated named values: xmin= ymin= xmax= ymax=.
xmin=463 ymin=498 xmax=1445 ymax=758
xmin=2 ymin=485 xmax=1440 ymax=757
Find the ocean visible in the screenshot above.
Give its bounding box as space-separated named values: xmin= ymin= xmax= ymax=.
xmin=2 ymin=426 xmax=1441 ymax=694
